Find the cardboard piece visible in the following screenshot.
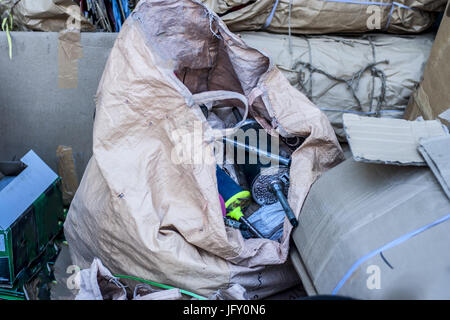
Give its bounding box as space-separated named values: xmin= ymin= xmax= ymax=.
xmin=419 ymin=135 xmax=450 ymax=199
xmin=343 ymin=114 xmax=448 ymax=165
xmin=405 ymin=1 xmax=450 ymax=121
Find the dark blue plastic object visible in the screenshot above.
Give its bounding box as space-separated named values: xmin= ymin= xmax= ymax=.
xmin=215 ymin=166 xmax=243 ymax=203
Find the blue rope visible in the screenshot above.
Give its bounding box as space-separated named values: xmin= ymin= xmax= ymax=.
xmin=332 ymin=212 xmax=450 ymax=295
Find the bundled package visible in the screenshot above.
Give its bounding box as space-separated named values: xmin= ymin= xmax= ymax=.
xmin=64 ymin=0 xmax=344 ymax=298
xmin=406 ymin=0 xmax=450 ymax=123
xmin=202 ymin=0 xmax=446 ymax=34
xmin=239 ymin=32 xmax=433 ymax=139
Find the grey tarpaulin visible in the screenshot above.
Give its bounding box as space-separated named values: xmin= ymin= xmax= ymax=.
xmin=290 ymin=159 xmax=450 ymax=299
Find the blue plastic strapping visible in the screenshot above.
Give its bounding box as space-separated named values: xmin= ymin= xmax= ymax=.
xmin=319 ymin=108 xmax=404 ymax=115
xmin=332 ymin=212 xmax=450 ymax=295
xmin=262 ymin=0 xmax=280 ymax=29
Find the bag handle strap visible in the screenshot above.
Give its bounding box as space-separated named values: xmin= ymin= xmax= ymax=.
xmin=190 ymin=90 xmax=249 ymax=138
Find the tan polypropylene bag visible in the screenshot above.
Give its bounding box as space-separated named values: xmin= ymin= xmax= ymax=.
xmin=238 ymin=32 xmax=433 ymax=140
xmin=201 ymin=0 xmax=446 ymax=34
xmin=0 ymin=0 xmax=94 ymax=31
xmin=65 ymin=0 xmax=344 ymax=298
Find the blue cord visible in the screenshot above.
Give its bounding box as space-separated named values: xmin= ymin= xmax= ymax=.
xmin=112 ymin=0 xmax=122 ymax=32
xmin=262 ymin=0 xmax=280 ymax=29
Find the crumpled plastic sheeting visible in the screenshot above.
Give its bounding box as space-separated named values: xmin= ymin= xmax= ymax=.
xmin=209 ymin=284 xmax=248 ymax=300
xmin=0 ymin=0 xmax=94 ymax=31
xmin=242 ymin=202 xmax=285 ymax=241
xmin=75 ymin=258 xmax=127 ymax=300
xmin=76 ymin=257 xmax=250 ymax=300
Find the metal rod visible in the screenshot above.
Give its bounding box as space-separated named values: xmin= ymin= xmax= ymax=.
xmin=271 ymin=181 xmax=298 ymax=228
xmin=223 ymin=137 xmax=291 ymax=167
xmin=224 ymin=217 xmax=249 ymax=231
xmin=240 ymin=217 xmax=265 ymax=238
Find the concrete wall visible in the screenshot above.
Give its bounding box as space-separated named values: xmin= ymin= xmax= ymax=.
xmin=0 ymin=32 xmax=117 ymax=180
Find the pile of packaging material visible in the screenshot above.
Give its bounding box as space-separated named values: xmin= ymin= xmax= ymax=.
xmin=61 ymin=0 xmax=449 ymax=300
xmin=0 ymin=0 xmax=139 ymax=32
xmin=288 ymin=1 xmax=450 ymax=298
xmin=0 ymin=0 xmax=95 ymax=32
xmin=199 ymin=1 xmax=444 ymax=139
xmin=289 ymin=4 xmax=450 ymax=298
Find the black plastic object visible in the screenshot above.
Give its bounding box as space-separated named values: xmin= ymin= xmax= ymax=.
xmin=270 ymin=180 xmax=298 ymax=228
xmin=224 ymin=217 xmax=249 ymax=231
xmin=0 ymin=161 xmax=27 ymax=176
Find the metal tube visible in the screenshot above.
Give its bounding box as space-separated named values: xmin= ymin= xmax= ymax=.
xmin=223 ymin=137 xmax=291 ymax=167
xmin=224 ymin=217 xmax=249 ymax=231
xmin=271 ymin=181 xmax=298 ymax=228
xmin=240 ymin=217 xmax=265 ymax=239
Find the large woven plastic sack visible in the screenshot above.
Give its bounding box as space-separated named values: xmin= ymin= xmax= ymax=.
xmin=64 ymin=0 xmax=344 ymax=298
xmin=0 ymin=0 xmax=94 ymax=31
xmin=239 ymin=32 xmax=433 ymax=140
xmin=201 ymin=0 xmax=446 ymax=34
